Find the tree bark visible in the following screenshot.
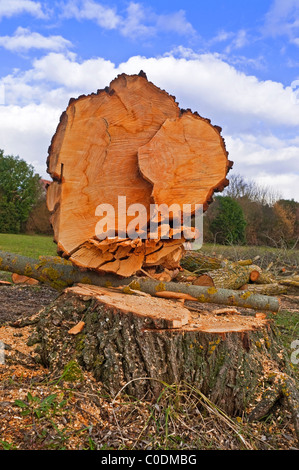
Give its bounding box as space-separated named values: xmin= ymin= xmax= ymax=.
xmin=238 ymin=283 xmax=288 ymax=296
xmin=29 ymin=284 xmax=291 ymax=416
xmin=193 ymin=264 xmax=261 ymax=290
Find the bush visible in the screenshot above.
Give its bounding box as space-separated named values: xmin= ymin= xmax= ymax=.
xmin=209 ymin=196 xmax=247 ymax=245
xmin=0 ymin=149 xmax=42 ymax=233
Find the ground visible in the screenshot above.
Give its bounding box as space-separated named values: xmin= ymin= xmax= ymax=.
xmin=0 ymin=281 xmax=299 ymax=451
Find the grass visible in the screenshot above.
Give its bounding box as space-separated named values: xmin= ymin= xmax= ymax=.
xmin=0 ymin=233 xmax=57 ymax=258
xmin=0 ymin=233 xmax=57 ymax=281
xmin=201 ymin=242 xmax=299 ymax=272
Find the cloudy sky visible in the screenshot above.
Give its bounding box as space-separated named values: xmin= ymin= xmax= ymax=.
xmin=0 ymin=0 xmax=299 ymax=201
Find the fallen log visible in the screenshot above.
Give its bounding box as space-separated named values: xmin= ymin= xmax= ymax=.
xmin=254 ymin=271 xmax=276 ymax=285
xmin=238 ymin=283 xmax=288 ymax=296
xmin=0 ymin=250 xmax=280 ymax=311
xmin=278 ymin=279 xmax=299 ymax=288
xmin=193 ymin=264 xmax=261 ymax=290
xmin=46 ymin=72 xmax=232 ymax=277
xmin=180 ymin=251 xmax=254 ymax=273
xmin=180 ymin=251 xmax=225 ymax=273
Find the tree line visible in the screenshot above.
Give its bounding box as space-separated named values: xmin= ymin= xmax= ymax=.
xmin=0 ymin=150 xmax=298 ymax=247
xmin=204 ymin=174 xmax=299 ymax=248
xmin=0 ymin=149 xmax=52 ymax=235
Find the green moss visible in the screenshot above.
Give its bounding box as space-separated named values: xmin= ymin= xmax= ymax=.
xmin=24 ymin=263 xmax=33 ymax=277
xmin=197 ymin=294 xmax=207 ymax=302
xmin=155 ymin=282 xmax=166 ymax=292
xmin=80 ymin=276 xmax=92 ymax=285
xmin=207 ymin=287 xmax=218 ymax=295
xmin=60 ymin=360 xmax=83 ymax=382
xmin=76 ymin=334 xmax=86 ymax=353
xmin=122 ymin=286 xmax=132 ymax=294
xmin=129 ymin=280 xmax=141 ymax=291
xmin=240 ymin=291 xmax=252 ymax=300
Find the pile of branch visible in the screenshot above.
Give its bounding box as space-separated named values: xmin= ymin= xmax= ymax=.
xmin=0 ymin=250 xmax=280 ymax=312
xmin=179 ymin=250 xmax=299 ymax=296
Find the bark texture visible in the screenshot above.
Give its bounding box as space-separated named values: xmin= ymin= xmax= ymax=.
xmin=29 ymin=285 xmax=291 ymax=416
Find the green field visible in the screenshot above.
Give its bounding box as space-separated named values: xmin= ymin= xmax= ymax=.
xmin=0 ymin=233 xmax=57 ymax=282
xmin=201 ymin=242 xmax=299 ymax=271
xmin=1 ymin=233 xmax=299 ymax=265
xmin=0 ymin=233 xmax=57 ymax=258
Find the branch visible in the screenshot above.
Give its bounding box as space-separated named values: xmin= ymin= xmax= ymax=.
xmin=0 ymin=250 xmax=280 ymax=312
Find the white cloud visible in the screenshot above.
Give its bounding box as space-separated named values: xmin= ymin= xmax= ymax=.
xmin=0 ymin=0 xmax=47 ymax=20
xmin=0 ymin=27 xmax=72 ymax=52
xmin=224 ymin=29 xmax=249 ymax=53
xmin=60 ymin=0 xmax=195 ymax=39
xmin=155 ymin=9 xmax=195 ymax=36
xmin=119 ymin=2 xmax=155 ymax=38
xmin=61 ymin=0 xmax=121 ymax=29
xmin=0 ymin=50 xmax=298 ymax=200
xmin=0 ymin=103 xmax=61 ymax=177
xmin=263 ymin=0 xmax=299 ymax=45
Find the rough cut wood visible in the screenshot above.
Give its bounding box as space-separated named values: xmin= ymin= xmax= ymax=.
xmin=138 ymin=110 xmax=230 ymax=214
xmin=11 ymin=273 xmax=39 ymax=285
xmin=46 ymin=72 xmax=231 ymax=277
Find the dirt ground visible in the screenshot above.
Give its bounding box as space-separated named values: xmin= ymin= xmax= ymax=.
xmin=0 ymin=283 xmax=299 ymax=450
xmin=0 ymin=285 xmax=59 ymax=324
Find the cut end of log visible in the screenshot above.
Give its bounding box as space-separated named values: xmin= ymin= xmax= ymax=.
xmin=12 ymin=273 xmax=39 ymax=286
xmin=46 ymin=72 xmax=232 ymax=277
xmin=66 ymin=284 xmax=191 ymax=329
xmin=65 ymin=283 xmax=269 ymax=334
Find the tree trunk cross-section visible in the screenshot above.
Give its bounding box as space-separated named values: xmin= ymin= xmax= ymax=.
xmin=46 ymin=72 xmax=232 ymax=277
xmin=30 ymin=285 xmax=290 ymax=416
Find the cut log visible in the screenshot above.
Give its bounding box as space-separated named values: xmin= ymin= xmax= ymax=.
xmin=238 ymin=283 xmax=288 ymax=296
xmin=46 ymin=72 xmax=231 ymax=277
xmin=180 ymin=251 xmax=257 ymax=274
xmin=29 ymin=285 xmax=292 ymax=417
xmin=138 ymin=110 xmax=229 ymax=214
xmin=180 ymin=251 xmax=225 ymax=273
xmin=193 ymin=264 xmax=261 ymax=290
xmin=0 ymin=250 xmax=280 ymax=311
xmin=11 ymin=273 xmax=39 ymax=285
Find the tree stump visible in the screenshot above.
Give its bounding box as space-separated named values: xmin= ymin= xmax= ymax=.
xmin=30 ymin=284 xmax=291 ymax=417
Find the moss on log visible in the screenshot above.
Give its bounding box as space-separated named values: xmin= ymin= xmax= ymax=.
xmin=193 ymin=264 xmax=260 ymax=290
xmin=0 ymin=250 xmax=280 ymax=311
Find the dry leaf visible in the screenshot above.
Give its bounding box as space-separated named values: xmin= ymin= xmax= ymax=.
xmin=68 ymin=321 xmax=85 ymax=335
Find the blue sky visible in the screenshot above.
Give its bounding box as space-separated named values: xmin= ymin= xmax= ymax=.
xmin=0 ymin=0 xmax=299 ymax=201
